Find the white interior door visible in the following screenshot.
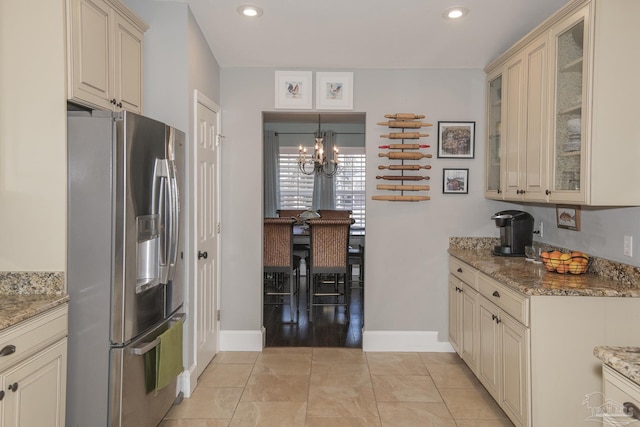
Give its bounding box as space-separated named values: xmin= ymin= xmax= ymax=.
xmin=195 ymin=95 xmax=220 ymax=377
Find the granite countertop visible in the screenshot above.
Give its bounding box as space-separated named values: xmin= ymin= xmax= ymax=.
xmin=0 ymin=294 xmax=70 ymax=331
xmin=449 ymin=246 xmax=640 ymax=297
xmin=0 ymin=271 xmax=69 ymax=332
xmin=594 ymin=346 xmax=640 ymax=386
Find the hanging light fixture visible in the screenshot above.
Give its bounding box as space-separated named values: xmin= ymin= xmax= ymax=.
xmin=298 ymin=114 xmax=339 ymax=177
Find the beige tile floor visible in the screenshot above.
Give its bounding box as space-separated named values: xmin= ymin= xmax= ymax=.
xmin=160 ymin=348 xmax=515 ymax=427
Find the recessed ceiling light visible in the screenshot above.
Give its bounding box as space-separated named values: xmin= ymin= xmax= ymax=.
xmin=237 ymin=5 xmax=263 ymax=18
xmin=442 ymin=6 xmax=469 ymax=20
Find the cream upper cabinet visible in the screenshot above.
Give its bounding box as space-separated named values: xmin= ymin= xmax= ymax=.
xmin=67 ymin=0 xmax=147 ymax=113
xmin=485 ymin=0 xmax=640 ymax=206
xmin=485 ymin=71 xmax=503 ymax=199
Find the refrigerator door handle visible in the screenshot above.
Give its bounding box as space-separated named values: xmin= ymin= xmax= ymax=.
xmin=167 ymin=160 xmax=179 ymax=281
xmin=155 ymin=159 xmax=172 ymax=285
xmin=129 ymin=313 xmax=185 ymax=356
xmin=130 ymin=337 xmax=160 ymax=356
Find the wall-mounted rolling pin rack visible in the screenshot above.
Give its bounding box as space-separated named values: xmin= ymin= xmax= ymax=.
xmin=372 ymin=113 xmax=432 ymax=202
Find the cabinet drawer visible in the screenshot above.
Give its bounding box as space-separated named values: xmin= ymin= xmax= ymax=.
xmin=0 ymin=305 xmax=68 ymax=371
xmin=478 ymin=273 xmax=529 ymax=326
xmin=603 ymin=365 xmax=640 ymax=421
xmin=449 ymin=258 xmax=478 ymax=289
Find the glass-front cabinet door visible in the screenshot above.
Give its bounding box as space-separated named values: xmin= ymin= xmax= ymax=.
xmin=549 ymin=6 xmax=589 ymax=203
xmin=485 ymin=71 xmax=503 ymax=199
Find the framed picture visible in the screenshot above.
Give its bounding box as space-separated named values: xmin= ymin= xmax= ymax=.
xmin=443 ymin=168 xmax=469 ymax=194
xmin=274 ymin=71 xmax=312 ymax=109
xmin=315 ymin=72 xmax=353 ymax=110
xmin=556 ymin=205 xmax=581 ymax=231
xmin=437 ymin=121 xmax=475 ymax=158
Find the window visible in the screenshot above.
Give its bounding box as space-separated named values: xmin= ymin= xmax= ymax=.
xmin=278 ymin=146 xmax=366 ymax=229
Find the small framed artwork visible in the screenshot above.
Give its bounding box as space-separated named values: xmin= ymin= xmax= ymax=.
xmin=556 ymin=205 xmax=581 ymax=231
xmin=443 ymin=168 xmax=469 ymax=194
xmin=437 ymin=121 xmax=476 ymax=158
xmin=315 ymin=72 xmax=353 ymax=110
xmin=275 ymin=71 xmax=312 ymax=109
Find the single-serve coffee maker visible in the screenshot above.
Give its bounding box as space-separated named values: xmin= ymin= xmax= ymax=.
xmin=491 ymin=210 xmax=534 ymax=256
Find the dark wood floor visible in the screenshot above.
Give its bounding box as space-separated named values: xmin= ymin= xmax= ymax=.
xmin=263 ymin=271 xmax=363 ymax=348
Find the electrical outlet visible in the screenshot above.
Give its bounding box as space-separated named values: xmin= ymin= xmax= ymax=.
xmin=624 ymin=235 xmax=633 ymax=257
xmin=539 ymin=221 xmax=544 ymax=238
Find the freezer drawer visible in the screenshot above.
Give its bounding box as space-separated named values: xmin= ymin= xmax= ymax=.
xmin=109 ymin=314 xmax=184 ymax=427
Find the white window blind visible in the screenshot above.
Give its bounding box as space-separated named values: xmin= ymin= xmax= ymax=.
xmin=278 ymin=146 xmax=366 ymax=229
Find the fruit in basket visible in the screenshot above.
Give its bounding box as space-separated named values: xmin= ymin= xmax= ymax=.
xmin=568 ymin=260 xmax=584 ymax=274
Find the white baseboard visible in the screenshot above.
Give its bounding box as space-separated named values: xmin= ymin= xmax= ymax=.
xmin=177 ymin=363 xmax=198 ymax=398
xmin=363 ymin=330 xmax=455 ymax=352
xmin=219 ymin=329 xmax=264 ymax=351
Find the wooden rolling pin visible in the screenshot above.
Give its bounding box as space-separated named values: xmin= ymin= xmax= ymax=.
xmin=376 ymin=175 xmax=430 ymax=181
xmin=378 ymin=164 xmax=431 ymax=171
xmin=381 ymin=132 xmax=430 ymax=139
xmin=378 ymin=121 xmax=433 ymax=129
xmin=372 ymin=195 xmax=430 ymax=202
xmin=377 ymin=184 xmax=430 ymax=191
xmin=379 ymin=152 xmax=432 ymax=160
xmin=378 ymin=144 xmax=430 ymax=150
xmin=384 ymin=113 xmax=426 ymax=120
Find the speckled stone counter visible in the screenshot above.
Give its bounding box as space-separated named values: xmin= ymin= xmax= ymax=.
xmin=0 ymin=271 xmax=69 ymax=332
xmin=449 ymin=238 xmax=640 ymax=297
xmin=594 ymin=346 xmax=640 ymax=386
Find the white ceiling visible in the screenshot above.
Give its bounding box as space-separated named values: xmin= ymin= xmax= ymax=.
xmin=185 ymin=0 xmax=569 ymax=70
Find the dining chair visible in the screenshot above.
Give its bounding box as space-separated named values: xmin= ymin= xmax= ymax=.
xmin=306 ymin=218 xmax=355 ymax=320
xmin=263 ymin=217 xmax=300 ymax=322
xmin=317 ymin=209 xmax=352 ymax=219
xmin=348 ymin=243 xmax=365 ymax=320
xmin=277 ymin=209 xmax=310 ymax=270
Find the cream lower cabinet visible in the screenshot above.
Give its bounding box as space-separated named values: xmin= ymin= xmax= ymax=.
xmin=450 ymin=255 xmax=640 ymax=427
xmin=448 ymin=259 xmax=479 ymax=373
xmin=477 ymin=275 xmax=530 ymax=427
xmin=602 ymin=364 xmax=640 ymax=423
xmin=0 ymin=305 xmax=68 ymax=427
xmin=67 ymin=0 xmax=147 ymax=113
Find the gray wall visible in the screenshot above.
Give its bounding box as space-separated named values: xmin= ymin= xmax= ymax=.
xmin=220 ymin=68 xmax=511 ymax=341
xmin=527 ymin=204 xmax=640 ymax=266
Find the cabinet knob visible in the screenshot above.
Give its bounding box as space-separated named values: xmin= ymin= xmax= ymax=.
xmin=0 ymin=344 xmax=16 ymax=356
xmin=497 ymin=189 xmax=502 ymax=194
xmin=8 ymin=383 xmax=18 ymax=392
xmin=492 ymin=290 xmax=500 ymax=298
xmin=0 ymin=390 xmax=4 ymax=401
xmin=457 ymin=268 xmax=463 ymax=273
xmin=545 ymin=189 xmax=551 ymax=195
xmin=496 ymin=317 xmax=502 ymax=324
xmin=117 ymin=102 xmax=123 ymax=108
xmin=110 ymin=99 xmax=117 ymax=105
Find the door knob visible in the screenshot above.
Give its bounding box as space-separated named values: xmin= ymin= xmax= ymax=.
xmin=198 ymin=251 xmax=208 ymax=260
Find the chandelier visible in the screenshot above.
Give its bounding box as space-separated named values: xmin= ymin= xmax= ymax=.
xmin=298 ymin=115 xmax=339 ymax=177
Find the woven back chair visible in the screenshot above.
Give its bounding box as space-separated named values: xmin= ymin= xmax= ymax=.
xmin=263 ymin=217 xmax=300 ymax=322
xmin=306 ymin=218 xmax=354 ymax=320
xmin=317 ymin=209 xmax=352 ymax=219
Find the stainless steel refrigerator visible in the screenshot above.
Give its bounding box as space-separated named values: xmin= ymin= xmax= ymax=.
xmin=67 ymin=110 xmax=186 ymax=427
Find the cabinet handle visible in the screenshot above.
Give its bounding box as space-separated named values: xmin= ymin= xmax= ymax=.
xmin=492 ymin=290 xmax=500 ymax=298
xmin=624 ymin=402 xmax=640 ymax=420
xmin=0 ymin=390 xmax=4 ymax=401
xmin=0 ymin=345 xmax=16 ymax=356
xmin=457 ymin=268 xmax=463 ymax=273
xmin=8 ymin=383 xmax=18 ymax=392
